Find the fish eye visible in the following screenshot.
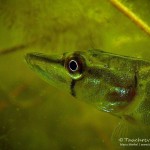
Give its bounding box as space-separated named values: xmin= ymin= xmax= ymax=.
xmin=64 ymin=54 xmax=85 ymax=79
xmin=66 ymin=57 xmax=82 ymax=73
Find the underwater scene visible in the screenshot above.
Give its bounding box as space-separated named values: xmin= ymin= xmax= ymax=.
xmin=1 ymin=0 xmax=150 ymax=150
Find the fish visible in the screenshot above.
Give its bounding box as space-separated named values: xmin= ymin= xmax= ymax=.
xmin=25 ymin=50 xmax=150 ymax=145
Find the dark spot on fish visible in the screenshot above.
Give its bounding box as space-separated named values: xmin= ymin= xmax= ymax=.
xmin=70 ymin=79 xmax=76 ymax=97
xmin=134 ymin=74 xmax=138 ymax=88
xmin=106 ymin=86 xmax=136 ymax=103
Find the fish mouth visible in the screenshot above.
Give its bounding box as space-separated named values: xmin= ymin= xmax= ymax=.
xmin=25 ymin=53 xmax=63 ymax=67
xmin=25 ymin=52 xmax=70 ymax=89
xmin=25 ymin=52 xmax=65 ymax=80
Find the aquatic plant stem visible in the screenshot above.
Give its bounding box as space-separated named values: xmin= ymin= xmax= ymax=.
xmin=109 ymin=0 xmax=150 ymax=36
xmin=0 ymin=39 xmax=37 ymax=55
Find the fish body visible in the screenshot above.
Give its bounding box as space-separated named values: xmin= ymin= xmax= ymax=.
xmin=25 ymin=50 xmax=150 ymax=128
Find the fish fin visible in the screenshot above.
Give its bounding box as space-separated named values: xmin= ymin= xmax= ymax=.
xmin=111 ymin=119 xmax=150 ymax=149
xmin=111 ymin=120 xmax=129 ymax=145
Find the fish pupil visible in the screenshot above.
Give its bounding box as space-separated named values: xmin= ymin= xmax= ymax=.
xmin=69 ymin=60 xmax=78 ymax=71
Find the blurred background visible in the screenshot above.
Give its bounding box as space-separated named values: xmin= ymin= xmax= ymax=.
xmin=0 ymin=0 xmax=150 ymax=149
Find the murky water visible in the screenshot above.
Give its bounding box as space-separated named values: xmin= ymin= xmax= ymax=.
xmin=0 ymin=0 xmax=150 ymax=150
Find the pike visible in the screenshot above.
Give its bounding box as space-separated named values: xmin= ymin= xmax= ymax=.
xmin=25 ymin=50 xmax=150 ymax=141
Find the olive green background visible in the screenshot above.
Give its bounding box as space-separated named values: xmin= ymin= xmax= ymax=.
xmin=0 ymin=0 xmax=150 ymax=150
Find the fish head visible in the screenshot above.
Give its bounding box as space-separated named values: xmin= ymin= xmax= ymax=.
xmin=25 ymin=50 xmax=137 ymax=113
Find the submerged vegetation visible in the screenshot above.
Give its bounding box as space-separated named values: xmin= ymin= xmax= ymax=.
xmin=0 ymin=0 xmax=150 ymax=149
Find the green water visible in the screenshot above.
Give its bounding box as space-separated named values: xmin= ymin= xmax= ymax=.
xmin=0 ymin=0 xmax=150 ymax=150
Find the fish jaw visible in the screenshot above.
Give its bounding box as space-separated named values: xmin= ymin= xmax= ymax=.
xmin=25 ymin=52 xmax=72 ymax=93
